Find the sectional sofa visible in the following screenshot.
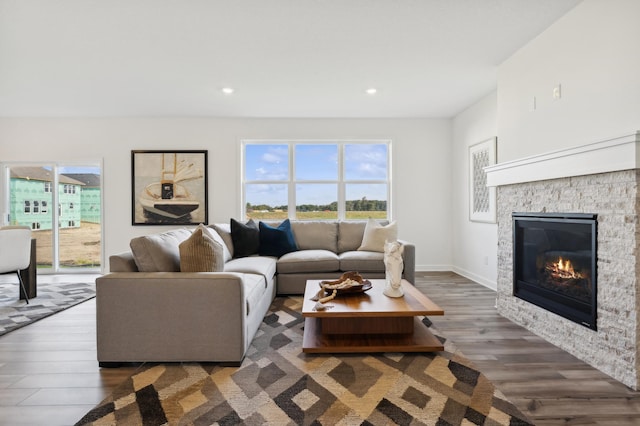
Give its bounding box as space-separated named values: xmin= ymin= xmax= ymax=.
xmin=96 ymin=219 xmax=415 ymax=366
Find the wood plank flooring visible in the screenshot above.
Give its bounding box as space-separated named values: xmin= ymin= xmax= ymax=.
xmin=1 ymin=272 xmax=640 ymax=425
xmin=0 ymin=274 xmax=140 ymax=426
xmin=416 ymin=272 xmax=640 ymax=425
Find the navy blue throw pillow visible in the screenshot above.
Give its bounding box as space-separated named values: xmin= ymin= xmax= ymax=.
xmin=259 ymin=219 xmax=298 ymax=257
xmin=231 ymin=218 xmax=260 ymax=258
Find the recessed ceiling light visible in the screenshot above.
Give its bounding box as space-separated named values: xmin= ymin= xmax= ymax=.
xmin=221 ymin=87 xmax=234 ymax=94
xmin=366 ymin=88 xmax=377 ymax=95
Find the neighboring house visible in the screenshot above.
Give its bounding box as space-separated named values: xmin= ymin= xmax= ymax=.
xmin=62 ymin=173 xmax=101 ymax=224
xmin=9 ymin=167 xmax=84 ymax=230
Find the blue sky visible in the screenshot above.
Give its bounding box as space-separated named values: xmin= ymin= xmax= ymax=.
xmin=37 ymin=166 xmax=101 ymax=174
xmin=245 ymin=143 xmax=388 ymax=206
xmin=59 ymin=166 xmax=101 ymax=174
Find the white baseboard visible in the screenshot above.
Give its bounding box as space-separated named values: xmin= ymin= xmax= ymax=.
xmin=450 ymin=266 xmax=497 ymax=291
xmin=415 ymin=264 xmax=453 ymax=272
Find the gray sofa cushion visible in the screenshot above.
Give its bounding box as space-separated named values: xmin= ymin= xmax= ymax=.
xmin=129 ymin=228 xmax=192 ymax=272
xmin=339 ymin=250 xmax=385 ymax=273
xmin=209 ymin=223 xmax=234 ymax=258
xmin=338 ymin=221 xmax=366 ymax=253
xmin=291 ymin=221 xmax=338 ymax=252
xmin=205 ymin=225 xmax=232 ymax=263
xmin=242 ymin=273 xmax=268 ymax=316
xmin=224 ymin=256 xmax=277 ymax=283
xmin=277 ymin=249 xmax=340 ymax=274
xmin=109 ymin=251 xmax=138 ymax=272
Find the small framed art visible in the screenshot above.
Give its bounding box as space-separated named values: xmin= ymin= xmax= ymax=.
xmin=469 ymin=138 xmax=496 ymax=223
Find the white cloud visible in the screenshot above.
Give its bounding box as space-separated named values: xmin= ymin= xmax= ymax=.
xmin=262 ymin=153 xmax=282 ymax=164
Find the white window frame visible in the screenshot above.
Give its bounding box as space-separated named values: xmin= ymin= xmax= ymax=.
xmin=1 ymin=160 xmax=104 ymax=274
xmin=241 ymin=140 xmax=392 ymax=220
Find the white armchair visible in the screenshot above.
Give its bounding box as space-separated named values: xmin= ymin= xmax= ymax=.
xmin=0 ymin=226 xmax=33 ymax=304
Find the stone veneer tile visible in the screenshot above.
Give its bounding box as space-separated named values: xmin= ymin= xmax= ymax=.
xmin=496 ymin=169 xmax=640 ymax=389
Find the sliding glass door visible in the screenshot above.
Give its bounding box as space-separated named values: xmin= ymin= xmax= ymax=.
xmin=2 ymin=162 xmax=102 ymax=273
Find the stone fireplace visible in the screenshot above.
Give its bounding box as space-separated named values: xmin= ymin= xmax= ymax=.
xmin=486 ymin=132 xmax=640 ymax=389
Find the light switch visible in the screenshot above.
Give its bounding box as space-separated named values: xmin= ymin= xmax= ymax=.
xmin=553 ymin=84 xmax=561 ymax=100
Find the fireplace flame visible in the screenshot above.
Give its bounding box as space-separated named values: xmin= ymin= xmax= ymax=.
xmin=549 ymin=257 xmax=583 ymax=280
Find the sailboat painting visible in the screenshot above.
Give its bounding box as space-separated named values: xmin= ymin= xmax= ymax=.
xmin=132 ymin=150 xmax=208 ymax=225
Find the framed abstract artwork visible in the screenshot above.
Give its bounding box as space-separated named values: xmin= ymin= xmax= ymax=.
xmin=131 ymin=150 xmax=208 ymax=225
xmin=469 ymin=138 xmax=496 ymax=223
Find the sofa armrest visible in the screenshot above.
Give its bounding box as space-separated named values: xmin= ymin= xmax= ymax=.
xmin=398 ymin=240 xmax=415 ymax=285
xmin=96 ymin=272 xmax=249 ymax=363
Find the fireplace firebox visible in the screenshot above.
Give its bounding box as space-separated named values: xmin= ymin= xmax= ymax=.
xmin=512 ymin=212 xmax=597 ymax=330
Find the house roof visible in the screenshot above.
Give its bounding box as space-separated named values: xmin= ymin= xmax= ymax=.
xmin=10 ymin=167 xmax=85 ymax=186
xmin=61 ymin=173 xmax=100 ymax=188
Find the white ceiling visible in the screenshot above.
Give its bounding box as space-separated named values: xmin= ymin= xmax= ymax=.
xmin=0 ymin=0 xmax=582 ymax=118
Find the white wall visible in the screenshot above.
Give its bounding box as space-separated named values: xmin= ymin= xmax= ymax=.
xmin=0 ymin=117 xmax=452 ymax=272
xmin=498 ymin=0 xmax=640 ymax=162
xmin=451 ymin=92 xmax=498 ymax=289
xmin=450 ymin=0 xmax=640 ymax=291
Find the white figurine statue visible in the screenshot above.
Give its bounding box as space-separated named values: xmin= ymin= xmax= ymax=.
xmin=383 ymin=240 xmax=404 ymax=298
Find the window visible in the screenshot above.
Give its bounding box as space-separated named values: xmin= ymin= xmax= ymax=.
xmin=242 ymin=141 xmax=390 ymax=220
xmin=3 ymin=162 xmax=102 ymax=272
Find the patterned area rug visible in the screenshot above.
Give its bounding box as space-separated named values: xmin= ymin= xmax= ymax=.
xmin=76 ymin=297 xmax=533 ymax=426
xmin=0 ymin=279 xmax=96 ymax=336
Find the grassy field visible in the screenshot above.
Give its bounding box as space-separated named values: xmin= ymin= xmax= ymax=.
xmin=248 ymin=211 xmax=387 ymax=220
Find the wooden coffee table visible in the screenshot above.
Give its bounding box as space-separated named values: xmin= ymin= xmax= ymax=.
xmin=301 ymin=279 xmax=444 ymax=353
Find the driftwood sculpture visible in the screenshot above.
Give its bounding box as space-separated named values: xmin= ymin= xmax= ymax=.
xmin=311 ymin=271 xmax=365 ymax=310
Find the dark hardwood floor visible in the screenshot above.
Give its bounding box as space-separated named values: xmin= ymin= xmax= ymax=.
xmin=1 ymin=272 xmax=640 ymax=425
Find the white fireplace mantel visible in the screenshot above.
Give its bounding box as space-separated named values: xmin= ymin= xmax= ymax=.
xmin=486 ymin=132 xmax=640 ymax=187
